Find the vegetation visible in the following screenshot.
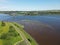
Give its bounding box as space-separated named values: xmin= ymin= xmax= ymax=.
xmin=0 ymin=10 xmax=60 ymax=16
xmin=0 ymin=22 xmax=22 ymax=45
xmin=0 ymin=21 xmax=38 ymax=45
xmin=13 ymin=22 xmax=38 ymax=45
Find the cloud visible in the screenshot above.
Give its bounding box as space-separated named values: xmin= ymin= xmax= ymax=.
xmin=0 ymin=5 xmax=10 ymax=11
xmin=0 ymin=0 xmax=7 ymax=2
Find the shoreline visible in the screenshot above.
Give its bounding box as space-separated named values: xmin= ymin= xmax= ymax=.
xmin=17 ymin=21 xmax=60 ymax=45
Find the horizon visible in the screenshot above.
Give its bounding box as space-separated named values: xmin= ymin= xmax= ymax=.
xmin=0 ymin=0 xmax=60 ymax=11
xmin=0 ymin=9 xmax=60 ymax=11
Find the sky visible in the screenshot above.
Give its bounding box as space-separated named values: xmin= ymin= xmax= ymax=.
xmin=0 ymin=0 xmax=60 ymax=11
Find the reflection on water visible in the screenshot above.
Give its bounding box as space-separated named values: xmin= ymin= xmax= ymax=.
xmin=0 ymin=14 xmax=60 ymax=32
xmin=0 ymin=14 xmax=11 ymax=20
xmin=17 ymin=21 xmax=60 ymax=45
xmin=0 ymin=14 xmax=60 ymax=45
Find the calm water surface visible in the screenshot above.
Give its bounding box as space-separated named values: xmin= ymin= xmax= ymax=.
xmin=0 ymin=14 xmax=60 ymax=31
xmin=0 ymin=14 xmax=60 ymax=45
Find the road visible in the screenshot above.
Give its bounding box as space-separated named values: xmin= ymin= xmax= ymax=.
xmin=10 ymin=23 xmax=31 ymax=45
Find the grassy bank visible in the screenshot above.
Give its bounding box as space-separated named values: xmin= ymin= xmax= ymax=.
xmin=0 ymin=21 xmax=38 ymax=45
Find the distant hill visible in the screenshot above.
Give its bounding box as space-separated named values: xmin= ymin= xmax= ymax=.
xmin=0 ymin=10 xmax=60 ymax=16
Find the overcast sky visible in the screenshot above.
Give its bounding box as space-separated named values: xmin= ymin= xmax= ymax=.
xmin=0 ymin=0 xmax=60 ymax=11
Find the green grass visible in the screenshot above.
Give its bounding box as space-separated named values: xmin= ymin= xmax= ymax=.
xmin=0 ymin=22 xmax=9 ymax=36
xmin=0 ymin=22 xmax=22 ymax=45
xmin=13 ymin=22 xmax=38 ymax=45
xmin=0 ymin=21 xmax=38 ymax=45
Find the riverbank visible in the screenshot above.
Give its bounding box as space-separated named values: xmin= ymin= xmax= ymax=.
xmin=0 ymin=14 xmax=60 ymax=45
xmin=0 ymin=10 xmax=60 ymax=16
xmin=0 ymin=21 xmax=38 ymax=45
xmin=16 ymin=20 xmax=60 ymax=45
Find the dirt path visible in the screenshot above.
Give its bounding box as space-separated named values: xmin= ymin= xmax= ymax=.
xmin=10 ymin=23 xmax=31 ymax=45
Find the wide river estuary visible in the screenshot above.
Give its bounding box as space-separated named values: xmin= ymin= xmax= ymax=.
xmin=0 ymin=14 xmax=60 ymax=45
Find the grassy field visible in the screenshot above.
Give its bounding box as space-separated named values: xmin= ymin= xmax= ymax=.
xmin=0 ymin=21 xmax=38 ymax=45
xmin=0 ymin=22 xmax=22 ymax=45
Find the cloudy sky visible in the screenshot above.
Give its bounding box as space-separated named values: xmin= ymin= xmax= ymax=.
xmin=0 ymin=0 xmax=60 ymax=11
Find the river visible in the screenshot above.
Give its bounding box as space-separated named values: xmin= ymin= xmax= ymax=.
xmin=0 ymin=14 xmax=60 ymax=45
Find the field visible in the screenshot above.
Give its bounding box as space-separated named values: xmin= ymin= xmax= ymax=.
xmin=0 ymin=21 xmax=38 ymax=45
